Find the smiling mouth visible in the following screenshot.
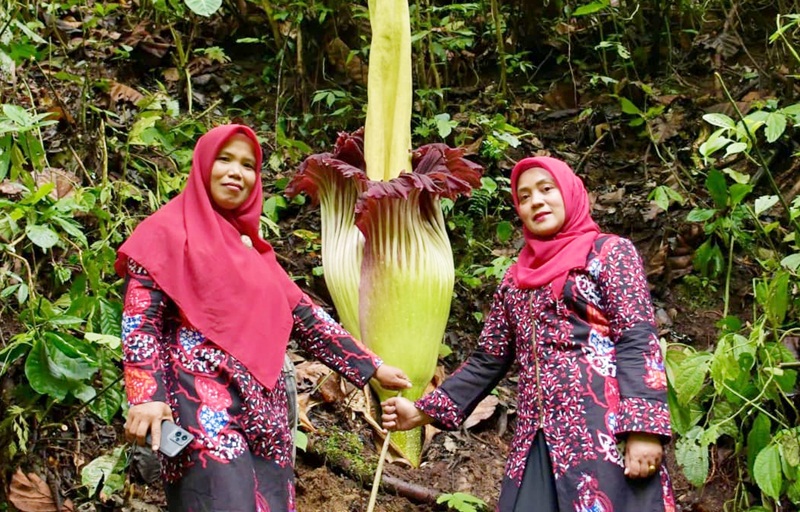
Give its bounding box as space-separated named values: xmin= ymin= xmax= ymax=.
xmin=223 ymin=183 xmax=243 ymax=191
xmin=533 ymin=212 xmax=549 ymax=221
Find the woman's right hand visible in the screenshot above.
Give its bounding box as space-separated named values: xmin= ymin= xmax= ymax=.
xmin=125 ymin=401 xmax=174 ymax=451
xmin=381 ymin=397 xmax=432 ymax=431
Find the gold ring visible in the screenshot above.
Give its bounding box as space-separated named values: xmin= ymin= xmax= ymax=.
xmin=648 ymin=464 xmax=656 ymax=473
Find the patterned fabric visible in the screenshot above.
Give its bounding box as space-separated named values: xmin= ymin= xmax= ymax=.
xmin=121 ymin=260 xmax=380 ymax=512
xmin=416 ymin=236 xmax=675 ymax=512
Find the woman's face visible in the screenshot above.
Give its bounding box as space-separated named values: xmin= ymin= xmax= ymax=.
xmin=515 ymin=167 xmax=566 ymax=238
xmin=209 ymin=134 xmax=258 ymax=210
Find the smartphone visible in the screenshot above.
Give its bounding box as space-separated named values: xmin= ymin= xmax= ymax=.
xmin=145 ymin=420 xmax=194 ymax=457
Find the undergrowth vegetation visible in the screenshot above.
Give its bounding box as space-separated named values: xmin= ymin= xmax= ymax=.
xmin=1 ymin=0 xmax=800 ymax=510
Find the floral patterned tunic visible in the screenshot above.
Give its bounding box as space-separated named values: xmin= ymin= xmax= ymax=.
xmin=121 ymin=259 xmax=380 ymax=512
xmin=417 ymin=236 xmax=675 ymax=512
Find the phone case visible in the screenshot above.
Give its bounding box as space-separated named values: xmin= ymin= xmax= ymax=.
xmin=145 ymin=420 xmax=194 ymax=457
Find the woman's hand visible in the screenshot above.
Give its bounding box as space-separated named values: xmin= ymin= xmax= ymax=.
xmin=373 ymin=364 xmax=413 ymax=390
xmin=624 ymin=432 xmax=663 ymax=479
xmin=125 ymin=401 xmax=174 ymax=451
xmin=381 ymin=396 xmax=432 ymax=431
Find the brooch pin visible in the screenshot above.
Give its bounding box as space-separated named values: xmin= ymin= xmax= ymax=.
xmin=241 ymin=234 xmax=253 ymax=248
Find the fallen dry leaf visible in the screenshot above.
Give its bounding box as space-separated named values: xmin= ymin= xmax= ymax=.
xmin=163 ymin=68 xmax=180 ymax=82
xmin=598 ymin=188 xmax=626 ymax=205
xmin=297 ymin=393 xmax=321 ymax=432
xmin=0 ymin=181 xmax=27 ymax=196
xmin=319 ymin=373 xmax=344 ymax=403
xmin=34 ymin=168 xmax=79 ymax=199
xmin=463 ymin=395 xmax=499 ymax=429
xmin=109 ymin=81 xmax=144 ymax=105
xmin=8 ymin=470 xmax=74 ymax=512
xmin=643 ymin=200 xmax=664 ymax=221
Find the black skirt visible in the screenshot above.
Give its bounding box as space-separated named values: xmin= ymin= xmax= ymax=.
xmin=505 ymin=430 xmax=559 ymax=512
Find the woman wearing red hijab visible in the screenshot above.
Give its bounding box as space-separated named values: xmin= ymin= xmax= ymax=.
xmin=382 ymin=157 xmax=675 ymax=511
xmin=118 ymin=124 xmax=410 ymax=511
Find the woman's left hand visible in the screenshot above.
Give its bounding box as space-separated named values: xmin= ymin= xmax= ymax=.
xmin=373 ymin=364 xmax=413 ymax=390
xmin=624 ymin=432 xmax=663 ymax=479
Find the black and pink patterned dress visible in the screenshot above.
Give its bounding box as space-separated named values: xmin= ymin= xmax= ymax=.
xmin=121 ymin=259 xmax=381 ymax=512
xmin=417 ymin=236 xmax=676 ymax=512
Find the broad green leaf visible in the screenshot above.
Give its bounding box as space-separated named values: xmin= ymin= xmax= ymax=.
xmin=434 ymin=113 xmax=455 ymax=138
xmin=731 ymin=334 xmax=755 ymax=371
xmin=766 ymin=272 xmax=789 ymax=327
xmin=755 ymin=195 xmax=780 ymax=216
xmin=703 ymin=113 xmax=736 ymax=129
xmin=51 ymin=216 xmax=88 ymax=247
xmin=24 ymin=338 xmax=95 ymax=401
xmin=81 ymin=446 xmax=126 ymax=497
xmin=780 ymin=253 xmax=800 ymax=272
xmin=754 ymin=444 xmax=782 ymax=500
xmin=72 ymin=382 xmax=97 ymax=402
xmin=480 ymin=176 xmax=498 ymax=194
xmin=44 ymin=331 xmax=93 ymax=360
xmin=686 ymin=208 xmax=716 ymax=222
xmin=21 ymin=183 xmax=55 ymax=205
xmin=706 ymin=169 xmax=728 ymax=209
xmin=84 ymin=333 xmax=121 ymax=351
xmin=674 ymin=353 xmax=711 ymax=405
xmin=779 ymin=431 xmax=800 ymax=467
xmin=294 ymin=430 xmax=308 ymax=451
xmin=3 ymin=104 xmax=34 ymax=127
xmin=724 ymin=141 xmax=748 ymax=158
xmin=496 ymin=221 xmax=513 ymax=242
xmin=667 ymin=383 xmax=701 ymax=436
xmin=675 ymin=428 xmax=709 ymax=486
xmin=619 ymin=97 xmax=641 ymax=115
xmin=25 ymin=224 xmax=59 ymax=249
xmin=664 ymin=187 xmax=685 ymax=205
xmin=722 ymin=168 xmax=750 ymax=184
xmin=99 ymin=298 xmax=123 ymax=338
xmin=748 ymin=413 xmax=772 ymax=475
xmin=699 ymin=134 xmax=733 ymax=159
xmin=0 ymin=135 xmax=11 ymax=181
xmin=779 ymin=103 xmax=800 ymax=116
xmin=649 ymin=186 xmax=669 ymax=211
xmin=729 ymin=183 xmax=753 ymax=208
xmin=573 ymin=1 xmax=610 ymax=16
xmin=16 ymin=283 xmax=28 ymax=304
xmin=765 ymin=112 xmax=787 ymax=142
xmin=710 ymin=336 xmax=737 ymax=392
xmin=87 ymin=353 xmax=124 ymax=424
xmin=184 ymin=0 xmax=222 ymax=17
xmin=788 ymin=478 xmax=800 ymax=506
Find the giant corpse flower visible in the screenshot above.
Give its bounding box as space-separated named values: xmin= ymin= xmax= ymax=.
xmin=286 ymin=0 xmax=482 ymax=466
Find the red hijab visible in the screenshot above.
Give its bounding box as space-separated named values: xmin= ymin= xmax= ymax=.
xmin=115 ymin=124 xmax=303 ymax=389
xmin=510 ymin=156 xmax=601 ymax=298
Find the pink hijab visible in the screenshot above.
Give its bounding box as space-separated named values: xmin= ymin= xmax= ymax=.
xmin=510 ymin=156 xmax=601 ymax=298
xmin=115 ymin=124 xmax=303 ymax=389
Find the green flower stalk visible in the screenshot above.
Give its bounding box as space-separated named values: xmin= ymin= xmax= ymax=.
xmin=363 ymin=0 xmax=412 ymax=181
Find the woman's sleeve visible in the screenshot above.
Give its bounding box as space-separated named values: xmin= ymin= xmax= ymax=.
xmin=415 ymin=276 xmax=515 ymax=430
xmin=597 ymin=238 xmax=671 ymax=440
xmin=120 ymin=260 xmax=169 ymax=406
xmin=291 ymin=294 xmax=380 ymax=388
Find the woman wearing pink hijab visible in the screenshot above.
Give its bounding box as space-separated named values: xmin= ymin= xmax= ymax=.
xmin=118 ymin=124 xmax=410 ymax=511
xmin=382 ymin=157 xmax=675 ymax=511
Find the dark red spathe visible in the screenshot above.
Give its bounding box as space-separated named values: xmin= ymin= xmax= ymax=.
xmin=115 ymin=124 xmax=303 ymax=389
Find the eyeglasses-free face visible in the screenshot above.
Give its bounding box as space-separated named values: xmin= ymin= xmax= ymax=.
xmin=209 ymin=134 xmax=258 ymax=210
xmin=515 ymin=167 xmax=566 ymax=238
